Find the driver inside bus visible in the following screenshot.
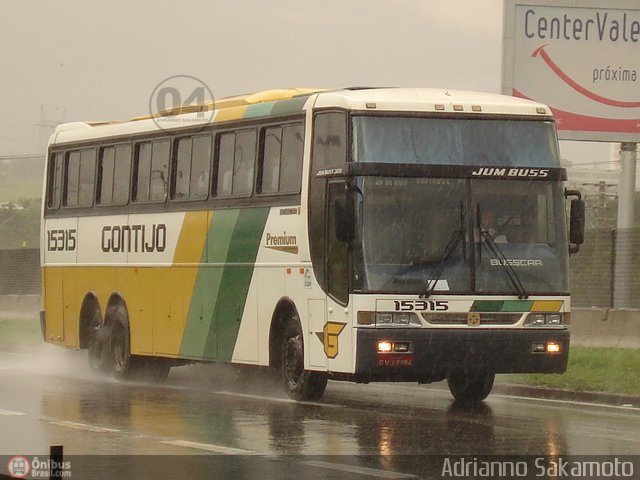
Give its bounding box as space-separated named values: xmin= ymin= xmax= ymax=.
xmin=483 ymin=209 xmax=508 ymax=243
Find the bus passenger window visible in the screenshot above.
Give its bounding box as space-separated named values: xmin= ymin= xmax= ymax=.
xmin=174 ymin=138 xmax=192 ymax=199
xmin=112 ymin=144 xmax=132 ymax=204
xmin=191 ymin=135 xmax=211 ymax=198
xmin=64 ymin=151 xmax=81 ymax=207
xmin=134 ymin=142 xmax=152 ymax=202
xmin=215 ymin=130 xmax=256 ymax=197
xmin=216 ymin=134 xmax=234 ymax=196
xmin=150 ymin=140 xmax=169 ymax=201
xmin=280 ymin=123 xmax=303 ymax=193
xmin=78 ymin=149 xmax=96 ymax=207
xmin=259 ymin=122 xmax=303 ymax=195
xmin=98 ymin=146 xmax=116 ymax=204
xmin=233 ymin=130 xmax=255 ymax=196
xmin=47 ymin=152 xmax=63 ymax=209
xmin=261 ymin=127 xmax=282 ymax=194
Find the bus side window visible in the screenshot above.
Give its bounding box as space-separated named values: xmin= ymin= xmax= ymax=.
xmin=78 ymin=149 xmax=96 ymax=207
xmin=191 ymin=135 xmax=211 ymax=198
xmin=134 ymin=142 xmax=152 ymax=202
xmin=150 ymin=140 xmax=170 ymax=201
xmin=98 ymin=146 xmax=116 ymax=204
xmin=64 ymin=151 xmax=81 ymax=207
xmin=174 ymin=138 xmax=192 ymax=199
xmin=134 ymin=139 xmax=169 ymax=203
xmin=215 ymin=129 xmax=256 ymax=197
xmin=312 ymin=112 xmax=347 ymax=173
xmin=113 ymin=144 xmax=132 ymax=204
xmin=47 ymin=152 xmax=63 ymax=209
xmin=259 ymin=122 xmax=304 ymax=195
xmin=172 ymin=135 xmax=211 ymax=200
xmin=98 ymin=144 xmax=131 ymax=205
xmin=216 ymin=133 xmax=235 ymax=196
xmin=233 ymin=130 xmax=256 ymax=196
xmin=280 ymin=123 xmax=303 ymax=193
xmin=260 ymin=126 xmax=282 ymax=194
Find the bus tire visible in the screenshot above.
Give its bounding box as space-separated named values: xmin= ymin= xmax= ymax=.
xmin=139 ymin=358 xmax=171 ymax=383
xmin=107 ymin=304 xmax=140 ymax=381
xmin=87 ymin=309 xmax=109 ymax=373
xmin=447 ymin=371 xmax=495 ymax=403
xmin=281 ymin=317 xmax=327 ymax=401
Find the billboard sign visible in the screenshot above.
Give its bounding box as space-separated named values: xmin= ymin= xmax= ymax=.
xmin=503 ymin=0 xmax=640 ymax=142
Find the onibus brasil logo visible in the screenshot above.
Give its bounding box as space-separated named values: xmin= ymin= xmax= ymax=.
xmin=7 ymin=456 xmax=71 ymax=478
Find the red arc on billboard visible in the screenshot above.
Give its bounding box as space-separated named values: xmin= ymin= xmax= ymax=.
xmin=532 ymin=45 xmax=640 ymax=108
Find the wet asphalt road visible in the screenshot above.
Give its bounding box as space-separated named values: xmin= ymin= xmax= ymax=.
xmin=1 ymin=346 xmax=639 ymax=479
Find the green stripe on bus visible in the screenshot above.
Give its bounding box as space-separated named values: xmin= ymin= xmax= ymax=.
xmin=471 ymin=300 xmax=534 ymax=312
xmin=244 ymin=102 xmax=275 ymax=118
xmin=179 ymin=209 xmax=239 ymax=359
xmin=270 ymin=96 xmax=310 ymax=115
xmin=470 ymin=301 xmax=503 ymax=312
xmin=501 ymin=300 xmax=534 ymax=312
xmin=203 ymin=207 xmax=269 ymax=360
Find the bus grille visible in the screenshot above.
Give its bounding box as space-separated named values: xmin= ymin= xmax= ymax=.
xmin=421 ymin=313 xmax=521 ymax=326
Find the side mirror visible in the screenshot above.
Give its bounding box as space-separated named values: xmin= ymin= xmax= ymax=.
xmin=569 ymin=199 xmax=585 ymax=246
xmin=565 ymin=189 xmax=585 ymax=254
xmin=334 ymin=196 xmax=354 ymax=243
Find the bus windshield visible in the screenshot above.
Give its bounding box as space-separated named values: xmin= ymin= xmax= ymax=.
xmin=352 ymin=176 xmax=569 ymax=295
xmin=352 ymin=116 xmax=560 ymax=167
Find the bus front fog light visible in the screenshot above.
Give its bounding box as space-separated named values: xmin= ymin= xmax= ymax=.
xmin=546 ymin=342 xmax=561 ymax=353
xmin=393 ymin=342 xmax=410 ymax=352
xmin=377 ymin=341 xmax=393 ymax=353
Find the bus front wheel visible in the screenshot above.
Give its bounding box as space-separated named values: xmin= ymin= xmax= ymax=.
xmin=281 ymin=318 xmax=327 ymax=401
xmin=447 ymin=371 xmax=495 ymax=403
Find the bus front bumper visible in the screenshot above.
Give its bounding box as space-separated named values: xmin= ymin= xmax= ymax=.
xmin=353 ymin=327 xmax=569 ymax=383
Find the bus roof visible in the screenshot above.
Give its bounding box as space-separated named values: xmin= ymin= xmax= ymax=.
xmin=49 ymin=87 xmax=552 ymax=146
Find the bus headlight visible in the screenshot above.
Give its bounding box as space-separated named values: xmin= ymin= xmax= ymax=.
xmin=357 ymin=311 xmax=422 ymax=327
xmin=524 ymin=313 xmax=565 ymax=327
xmin=375 ymin=312 xmax=421 ymax=327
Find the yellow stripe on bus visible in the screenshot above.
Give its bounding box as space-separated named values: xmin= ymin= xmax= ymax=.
xmin=531 ymin=300 xmax=563 ymax=312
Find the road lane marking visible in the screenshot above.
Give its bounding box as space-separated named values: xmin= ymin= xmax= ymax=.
xmin=0 ymin=408 xmax=26 ymax=416
xmin=495 ymin=393 xmax=640 ymax=412
xmin=47 ymin=420 xmax=120 ymax=433
xmin=161 ymin=439 xmax=258 ymax=455
xmin=302 ymin=460 xmax=416 ymax=479
xmin=215 ymin=390 xmax=343 ymax=408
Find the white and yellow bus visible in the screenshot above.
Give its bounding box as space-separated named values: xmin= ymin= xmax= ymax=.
xmin=41 ymin=87 xmax=584 ymax=402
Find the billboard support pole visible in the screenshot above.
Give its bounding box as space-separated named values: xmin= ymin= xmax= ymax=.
xmin=613 ymin=142 xmax=637 ymax=308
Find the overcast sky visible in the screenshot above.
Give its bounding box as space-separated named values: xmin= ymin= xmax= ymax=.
xmin=0 ymin=0 xmax=610 ymax=163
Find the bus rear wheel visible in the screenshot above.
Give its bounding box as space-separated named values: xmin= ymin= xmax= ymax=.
xmin=88 ymin=326 xmax=109 ymax=373
xmin=106 ymin=305 xmax=171 ymax=383
xmin=281 ymin=318 xmax=327 ymax=401
xmin=447 ymin=371 xmax=495 ymax=403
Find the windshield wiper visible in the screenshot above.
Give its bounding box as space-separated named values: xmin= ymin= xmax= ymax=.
xmin=478 ymin=209 xmax=529 ymax=299
xmin=420 ymin=201 xmax=466 ymax=298
xmin=420 ymin=229 xmax=464 ymax=298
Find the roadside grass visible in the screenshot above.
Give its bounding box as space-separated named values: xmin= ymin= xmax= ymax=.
xmin=0 ymin=318 xmax=42 ymax=347
xmin=502 ymin=346 xmax=640 ymax=396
